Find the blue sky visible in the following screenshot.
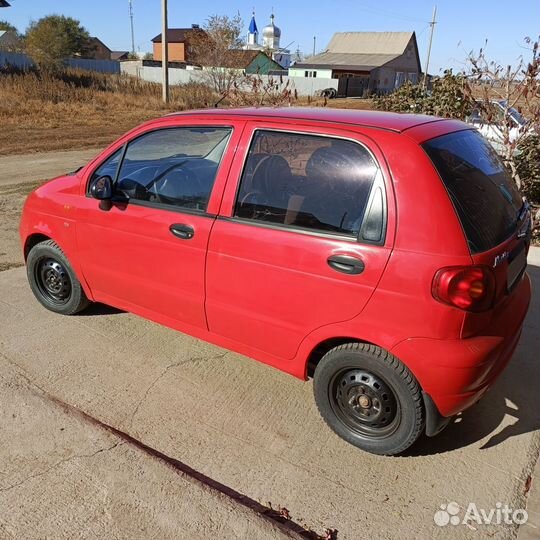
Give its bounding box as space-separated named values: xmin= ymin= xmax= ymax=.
xmin=2 ymin=0 xmax=539 ymax=73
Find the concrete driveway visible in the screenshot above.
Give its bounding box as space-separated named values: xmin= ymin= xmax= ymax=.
xmin=0 ymin=249 xmax=539 ymax=539
xmin=1 ymin=148 xmax=539 ymax=539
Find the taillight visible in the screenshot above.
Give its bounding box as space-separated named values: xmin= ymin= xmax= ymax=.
xmin=432 ymin=265 xmax=496 ymax=312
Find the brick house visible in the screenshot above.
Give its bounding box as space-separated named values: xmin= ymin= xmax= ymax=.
xmin=151 ymin=25 xmax=206 ymax=63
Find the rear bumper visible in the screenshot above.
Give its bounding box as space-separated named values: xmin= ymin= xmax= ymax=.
xmin=391 ymin=273 xmax=531 ymax=418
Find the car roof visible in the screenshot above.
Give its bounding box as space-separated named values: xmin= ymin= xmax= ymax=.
xmin=166 ymin=107 xmax=450 ymax=133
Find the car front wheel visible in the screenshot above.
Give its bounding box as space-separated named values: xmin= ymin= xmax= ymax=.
xmin=26 ymin=240 xmax=90 ymax=315
xmin=313 ymin=343 xmax=424 ymax=456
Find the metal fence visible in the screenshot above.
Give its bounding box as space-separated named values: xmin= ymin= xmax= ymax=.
xmin=0 ymin=51 xmax=120 ymax=74
xmin=64 ymin=58 xmax=120 ymax=74
xmin=0 ymin=50 xmax=33 ymax=70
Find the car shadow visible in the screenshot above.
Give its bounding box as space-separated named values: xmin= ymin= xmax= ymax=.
xmin=406 ymin=262 xmax=540 ymax=456
xmin=77 ymin=302 xmax=124 ymax=316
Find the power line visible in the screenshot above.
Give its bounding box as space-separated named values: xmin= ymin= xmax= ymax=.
xmin=416 ymin=24 xmax=432 ymax=39
xmin=354 ymin=2 xmax=430 ymax=24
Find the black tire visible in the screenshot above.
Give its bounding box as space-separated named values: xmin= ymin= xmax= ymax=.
xmin=313 ymin=343 xmax=424 ymax=456
xmin=26 ymin=240 xmax=90 ymax=315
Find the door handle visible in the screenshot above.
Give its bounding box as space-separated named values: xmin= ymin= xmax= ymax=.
xmin=327 ymin=254 xmax=365 ymax=275
xmin=169 ymin=223 xmax=194 ymax=240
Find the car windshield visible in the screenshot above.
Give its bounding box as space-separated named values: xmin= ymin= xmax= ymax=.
xmin=422 ymin=129 xmax=522 ymax=254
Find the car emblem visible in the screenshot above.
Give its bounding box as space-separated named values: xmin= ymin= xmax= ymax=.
xmin=493 ymin=251 xmax=510 ymax=268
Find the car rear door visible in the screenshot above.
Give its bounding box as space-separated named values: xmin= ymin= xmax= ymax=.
xmin=76 ymin=119 xmax=244 ymax=330
xmin=205 ymin=122 xmax=395 ymax=361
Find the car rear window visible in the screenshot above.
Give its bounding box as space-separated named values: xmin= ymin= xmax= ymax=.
xmin=422 ymin=129 xmax=522 ymax=254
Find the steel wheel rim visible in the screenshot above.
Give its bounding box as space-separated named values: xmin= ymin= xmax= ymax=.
xmin=329 ymin=368 xmax=400 ymax=439
xmin=35 ymin=257 xmax=72 ymax=305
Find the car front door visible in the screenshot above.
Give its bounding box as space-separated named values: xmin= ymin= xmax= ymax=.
xmin=76 ymin=120 xmax=243 ymax=330
xmin=205 ymin=123 xmax=395 ymax=361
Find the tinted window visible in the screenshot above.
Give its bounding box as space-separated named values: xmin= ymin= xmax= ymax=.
xmin=90 ymin=148 xmax=122 ymax=183
xmin=235 ymin=131 xmax=379 ymax=237
xmin=423 ymin=130 xmax=522 ymax=254
xmin=114 ymin=127 xmax=231 ymax=212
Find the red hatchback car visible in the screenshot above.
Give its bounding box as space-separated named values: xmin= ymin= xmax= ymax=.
xmin=20 ymin=108 xmax=532 ymax=455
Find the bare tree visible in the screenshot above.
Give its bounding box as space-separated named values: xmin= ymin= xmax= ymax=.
xmin=226 ymin=73 xmax=296 ymax=107
xmin=465 ymin=37 xmax=540 ymax=188
xmin=190 ymin=14 xmax=244 ymax=95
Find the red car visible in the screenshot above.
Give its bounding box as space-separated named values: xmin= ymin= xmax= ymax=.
xmin=20 ymin=108 xmax=532 ymax=455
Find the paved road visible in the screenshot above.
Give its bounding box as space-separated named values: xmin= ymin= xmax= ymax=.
xmin=0 ymin=251 xmax=539 ymax=539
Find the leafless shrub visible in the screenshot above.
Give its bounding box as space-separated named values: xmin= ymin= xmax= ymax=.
xmin=464 ymin=36 xmax=540 ymax=189
xmin=227 ymin=73 xmax=297 ymax=107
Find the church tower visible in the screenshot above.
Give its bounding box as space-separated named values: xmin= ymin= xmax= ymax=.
xmin=247 ymin=11 xmax=258 ymax=46
xmin=262 ymin=13 xmax=281 ymax=50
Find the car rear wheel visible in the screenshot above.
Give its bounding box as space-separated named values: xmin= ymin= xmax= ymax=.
xmin=313 ymin=343 xmax=424 ymax=455
xmin=27 ymin=240 xmax=90 ymax=315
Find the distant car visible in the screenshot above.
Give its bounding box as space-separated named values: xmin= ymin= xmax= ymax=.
xmin=468 ymin=99 xmax=530 ymax=153
xmin=20 ymin=108 xmax=532 ymax=455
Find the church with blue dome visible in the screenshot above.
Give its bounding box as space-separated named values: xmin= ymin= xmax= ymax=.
xmin=243 ymin=11 xmax=291 ymax=69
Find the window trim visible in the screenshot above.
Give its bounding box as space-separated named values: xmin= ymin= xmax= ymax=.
xmin=113 ymin=197 xmax=217 ymax=219
xmin=231 ymin=127 xmax=387 ymax=245
xmin=86 ymin=144 xmax=127 ymax=194
xmin=86 ymin=125 xmax=234 ymax=215
xmin=358 ymin=169 xmax=387 ymax=244
xmin=219 ymin=215 xmax=360 ymax=242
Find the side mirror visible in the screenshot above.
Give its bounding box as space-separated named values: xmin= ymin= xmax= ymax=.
xmin=90 ymin=175 xmax=113 ymax=200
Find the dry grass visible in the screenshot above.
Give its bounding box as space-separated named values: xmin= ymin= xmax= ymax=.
xmin=0 ymin=69 xmax=219 ymax=155
xmin=0 ymin=68 xmax=374 ymax=155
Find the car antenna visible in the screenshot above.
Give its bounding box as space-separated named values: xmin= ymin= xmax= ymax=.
xmin=214 ymin=93 xmax=228 ymax=108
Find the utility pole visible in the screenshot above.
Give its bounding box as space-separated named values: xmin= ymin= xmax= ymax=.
xmin=161 ymin=0 xmax=169 ymax=103
xmin=129 ymin=0 xmax=135 ymax=54
xmin=312 ymin=36 xmax=316 ymax=57
xmin=422 ymin=5 xmax=437 ymax=90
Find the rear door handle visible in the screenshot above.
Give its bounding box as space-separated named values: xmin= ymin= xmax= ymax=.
xmin=170 ymin=223 xmax=194 ymax=240
xmin=327 ymin=254 xmax=365 ymax=275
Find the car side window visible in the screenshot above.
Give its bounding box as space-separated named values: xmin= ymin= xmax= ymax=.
xmin=114 ymin=127 xmax=231 ymax=212
xmin=234 ymin=130 xmax=380 ymax=238
xmin=90 ymin=148 xmax=122 ymax=184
